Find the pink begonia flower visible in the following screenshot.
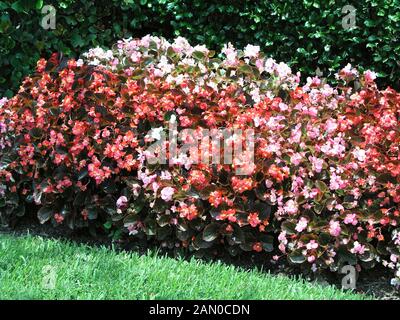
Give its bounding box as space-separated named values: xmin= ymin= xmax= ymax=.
xmin=325 ymin=118 xmax=338 ymax=133
xmin=0 ymin=121 xmax=7 ymax=134
xmin=139 ymin=172 xmax=157 ymax=188
xmin=329 ymin=172 xmax=345 ymax=190
xmin=306 ymin=240 xmax=319 ymax=250
xmin=263 ymin=58 xmax=275 ymax=73
xmin=265 ymin=179 xmax=274 ymax=188
xmin=221 ymin=42 xmax=237 ymax=66
xmin=152 ymin=181 xmax=160 ymax=193
xmin=76 ymin=59 xmax=84 ymax=67
xmin=130 ymin=51 xmax=142 ymax=63
xmin=255 ymin=59 xmax=264 ymax=72
xmin=279 ymin=102 xmax=289 ymax=111
xmin=160 ymin=170 xmax=172 ymax=180
xmin=278 ymin=231 xmax=287 ymax=244
xmin=291 ymin=153 xmax=303 ymax=166
xmin=140 ymin=35 xmax=151 ymax=48
xmin=329 ymin=220 xmax=341 ymax=237
xmin=101 ymin=128 xmax=111 ymax=138
xmin=308 ymin=256 xmax=316 ymax=263
xmin=394 ymin=232 xmax=400 ymax=246
xmin=161 ymin=187 xmax=175 ymax=202
xmin=305 ymin=106 xmax=318 ymax=117
xmin=250 ymin=87 xmax=260 ymax=103
xmin=350 ymin=241 xmax=366 ymax=255
xmin=243 ymin=44 xmax=260 ymax=58
xmin=364 ymin=70 xmax=377 ymax=82
xmin=116 ymin=196 xmax=128 ymax=209
xmin=126 ymin=221 xmax=143 ymax=236
xmin=153 ymin=68 xmax=164 ymax=77
xmin=306 ymin=125 xmax=320 ymax=139
xmin=289 ymin=123 xmax=302 ymax=143
xmin=311 ymin=264 xmax=318 ymax=272
xmin=275 ymin=62 xmax=292 ymax=78
xmin=127 ymin=224 xmax=138 ymax=236
xmin=320 ymin=137 xmax=346 ymax=158
xmin=111 ymin=58 xmax=119 ymax=68
xmin=307 ymin=76 xmax=321 ymax=87
xmin=291 ymin=176 xmax=304 ymax=193
xmin=284 ymin=199 xmax=298 ymax=215
xmin=309 ymin=156 xmax=324 ymax=173
xmin=131 ymin=183 xmax=141 ymax=197
xmin=295 ymin=217 xmax=308 ymax=232
xmin=352 ymin=147 xmax=366 ymax=162
xmin=336 ymin=63 xmax=359 ymax=81
xmin=344 ymin=213 xmax=358 ymax=225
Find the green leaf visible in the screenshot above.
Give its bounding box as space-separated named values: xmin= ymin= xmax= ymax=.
xmin=238 ymin=64 xmax=253 ymax=74
xmin=143 ymin=220 xmax=157 ymax=236
xmin=87 ymin=208 xmax=98 ymax=220
xmin=0 ymin=2 xmax=9 ymax=10
xmin=103 ymin=221 xmax=113 ymax=230
xmin=37 ymin=206 xmax=53 ymax=224
xmin=194 ymin=234 xmax=214 ymax=249
xmin=315 ymin=180 xmax=328 ymax=192
xmin=11 ymin=1 xmax=24 ymax=12
xmin=35 ymin=0 xmax=44 ymax=9
xmin=78 ymin=168 xmax=88 ymax=180
xmin=29 ymin=127 xmax=42 ymax=139
xmin=192 ymin=51 xmax=205 ymax=60
xmin=123 ymin=214 xmax=138 ymax=225
xmin=157 ymin=215 xmax=171 ymax=227
xmin=376 ymin=173 xmax=395 ymax=184
xmin=239 ymin=242 xmax=253 ymax=252
xmin=288 ymin=252 xmax=306 ymax=264
xmin=73 ymin=192 xmax=86 ymax=207
xmin=338 ymin=247 xmax=357 ymax=266
xmin=281 ymin=221 xmax=296 ymax=235
xmin=101 ymin=180 xmax=117 ymax=194
xmin=0 ymin=14 xmax=11 ymax=33
xmin=318 ymin=232 xmax=331 ymax=246
xmin=176 ymin=229 xmax=191 ymax=241
xmin=261 ymin=235 xmax=274 ymax=252
xmin=202 ymin=223 xmax=220 ymax=242
xmin=71 ymin=33 xmax=85 ymax=48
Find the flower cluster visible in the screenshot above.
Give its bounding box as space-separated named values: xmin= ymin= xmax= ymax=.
xmin=1 ymin=36 xmax=400 ymax=286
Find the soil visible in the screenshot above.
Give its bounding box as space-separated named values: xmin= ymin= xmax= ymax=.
xmin=1 ymin=215 xmax=399 ymax=300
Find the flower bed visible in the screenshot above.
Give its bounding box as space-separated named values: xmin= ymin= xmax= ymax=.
xmin=1 ymin=36 xmax=399 ymax=286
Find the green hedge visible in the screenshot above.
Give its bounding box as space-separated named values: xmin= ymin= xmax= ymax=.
xmin=1 ymin=0 xmax=399 ymax=96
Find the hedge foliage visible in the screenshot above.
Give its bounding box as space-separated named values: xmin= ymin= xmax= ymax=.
xmin=1 ymin=0 xmax=399 ymax=97
xmin=1 ymin=36 xmax=400 ymax=284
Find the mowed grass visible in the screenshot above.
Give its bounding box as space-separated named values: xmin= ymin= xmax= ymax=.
xmin=0 ymin=234 xmax=368 ymax=300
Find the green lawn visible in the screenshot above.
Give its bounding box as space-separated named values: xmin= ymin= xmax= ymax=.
xmin=0 ymin=234 xmax=368 ymax=300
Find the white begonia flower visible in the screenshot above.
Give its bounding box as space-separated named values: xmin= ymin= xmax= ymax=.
xmin=244 ymin=44 xmax=260 ymax=58
xmin=150 ymin=127 xmax=164 ymax=141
